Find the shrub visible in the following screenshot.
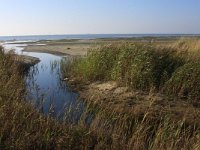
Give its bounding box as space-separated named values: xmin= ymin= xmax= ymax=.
xmin=111 ymin=44 xmax=184 ymax=90
xmin=67 ymin=43 xmax=184 ymax=91
xmin=163 ymin=62 xmax=200 ymax=99
xmin=71 ymin=45 xmax=121 ymax=81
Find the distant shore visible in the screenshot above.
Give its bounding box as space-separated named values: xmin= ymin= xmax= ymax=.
xmin=3 ymin=36 xmax=200 ymax=57
xmin=23 ymin=37 xmax=177 ymax=56
xmin=23 ymin=39 xmax=90 ymax=56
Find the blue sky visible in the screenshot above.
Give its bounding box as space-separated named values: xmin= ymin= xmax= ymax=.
xmin=0 ymin=0 xmax=200 ymax=36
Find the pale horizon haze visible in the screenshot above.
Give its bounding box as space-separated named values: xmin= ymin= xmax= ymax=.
xmin=0 ymin=0 xmax=200 ymax=36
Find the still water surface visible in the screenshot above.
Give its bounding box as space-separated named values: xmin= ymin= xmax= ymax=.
xmin=3 ymin=43 xmax=84 ymax=122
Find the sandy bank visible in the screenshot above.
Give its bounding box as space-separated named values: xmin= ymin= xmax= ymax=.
xmin=14 ymin=54 xmax=40 ymax=67
xmin=22 ymin=38 xmax=148 ymax=56
xmin=24 ymin=45 xmax=89 ymax=56
xmin=23 ymin=39 xmax=99 ymax=56
xmin=18 ymin=38 xmax=175 ymax=56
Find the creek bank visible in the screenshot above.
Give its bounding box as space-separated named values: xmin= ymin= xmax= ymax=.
xmin=14 ymin=54 xmax=40 ymax=68
xmin=66 ymin=78 xmax=200 ymax=127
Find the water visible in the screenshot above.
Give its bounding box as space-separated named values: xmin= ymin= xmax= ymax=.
xmin=3 ymin=43 xmax=84 ymax=122
xmin=1 ymin=34 xmax=200 ymax=41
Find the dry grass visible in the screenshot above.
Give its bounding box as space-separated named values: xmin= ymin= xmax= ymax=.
xmin=172 ymin=37 xmax=200 ymax=61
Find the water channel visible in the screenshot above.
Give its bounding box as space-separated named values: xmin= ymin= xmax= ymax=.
xmin=3 ymin=43 xmax=84 ymax=122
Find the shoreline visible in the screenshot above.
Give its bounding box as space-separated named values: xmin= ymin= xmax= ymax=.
xmin=20 ymin=37 xmax=180 ymax=57
xmin=23 ymin=39 xmax=91 ymax=56
xmin=22 ymin=49 xmax=70 ymax=56
xmin=4 ymin=37 xmax=196 ymax=57
xmin=14 ymin=54 xmax=40 ymax=68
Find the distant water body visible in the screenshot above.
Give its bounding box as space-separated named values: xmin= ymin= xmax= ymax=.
xmin=0 ymin=34 xmax=199 ymax=41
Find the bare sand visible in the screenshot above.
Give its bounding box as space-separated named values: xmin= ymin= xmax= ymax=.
xmin=24 ymin=43 xmax=90 ymax=56
xmin=23 ymin=38 xmax=176 ymax=56
xmin=23 ymin=39 xmax=109 ymax=56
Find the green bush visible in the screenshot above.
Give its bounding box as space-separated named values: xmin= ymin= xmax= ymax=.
xmin=68 ymin=43 xmax=184 ymax=91
xmin=163 ymin=62 xmax=200 ymax=99
xmin=111 ymin=45 xmax=184 ymax=90
xmin=71 ymin=45 xmax=121 ymax=81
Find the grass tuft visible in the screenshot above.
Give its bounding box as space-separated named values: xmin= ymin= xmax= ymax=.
xmin=164 ymin=62 xmax=200 ymax=100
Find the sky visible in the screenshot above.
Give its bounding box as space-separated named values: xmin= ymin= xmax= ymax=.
xmin=0 ymin=0 xmax=200 ymax=36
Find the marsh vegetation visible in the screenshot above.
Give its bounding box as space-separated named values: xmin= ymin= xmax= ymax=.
xmin=0 ymin=38 xmax=200 ymax=149
xmin=61 ymin=38 xmax=200 ymax=149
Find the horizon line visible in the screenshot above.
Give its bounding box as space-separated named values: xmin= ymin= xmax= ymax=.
xmin=1 ymin=33 xmax=200 ymax=37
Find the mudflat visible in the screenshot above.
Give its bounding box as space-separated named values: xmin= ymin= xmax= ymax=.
xmin=23 ymin=37 xmax=175 ymax=56
xmin=23 ymin=39 xmax=107 ymax=56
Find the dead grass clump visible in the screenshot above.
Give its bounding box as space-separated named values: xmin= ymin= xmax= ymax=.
xmin=173 ymin=38 xmax=200 ymax=61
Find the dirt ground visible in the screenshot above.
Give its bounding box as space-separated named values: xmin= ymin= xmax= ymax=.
xmin=67 ymin=78 xmax=200 ymax=127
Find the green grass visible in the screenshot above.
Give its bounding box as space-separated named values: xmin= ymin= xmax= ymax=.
xmin=65 ymin=43 xmax=184 ymax=91
xmin=65 ymin=39 xmax=200 ymax=98
xmin=164 ymin=62 xmax=200 ymax=100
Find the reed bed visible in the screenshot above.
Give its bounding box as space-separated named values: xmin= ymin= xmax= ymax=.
xmin=1 ymin=37 xmax=200 ymax=150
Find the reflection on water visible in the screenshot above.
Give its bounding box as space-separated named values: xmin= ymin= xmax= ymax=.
xmin=26 ymin=53 xmax=79 ymax=117
xmin=3 ymin=43 xmax=85 ymax=122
